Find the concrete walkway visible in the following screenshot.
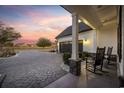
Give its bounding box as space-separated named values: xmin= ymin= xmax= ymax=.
xmin=46 ymin=62 xmax=119 ymax=88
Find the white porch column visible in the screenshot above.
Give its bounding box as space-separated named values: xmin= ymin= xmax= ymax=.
xmin=69 ymin=13 xmax=81 ymax=76
xmin=122 ymin=6 xmax=124 ymax=78
xmin=71 ymin=13 xmax=79 ymax=60
xmin=118 ymin=6 xmax=124 ymax=87
xmin=57 ymin=42 xmax=60 ymax=53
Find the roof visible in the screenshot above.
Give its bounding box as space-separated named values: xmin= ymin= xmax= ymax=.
xmin=55 ymin=22 xmax=92 ymax=39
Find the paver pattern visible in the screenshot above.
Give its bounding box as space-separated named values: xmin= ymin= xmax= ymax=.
xmin=0 ymin=50 xmax=67 ymax=88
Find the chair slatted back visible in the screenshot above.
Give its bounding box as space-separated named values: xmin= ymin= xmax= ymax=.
xmin=107 ymin=47 xmax=113 ymax=58
xmin=95 ymin=47 xmax=106 ymax=66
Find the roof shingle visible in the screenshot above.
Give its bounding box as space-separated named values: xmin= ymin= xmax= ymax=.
xmin=55 ymin=22 xmax=92 ymax=39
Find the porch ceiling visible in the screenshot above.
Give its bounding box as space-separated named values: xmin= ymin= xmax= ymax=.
xmin=62 ymin=5 xmax=117 ymax=29
xmin=93 ymin=5 xmax=117 ymax=26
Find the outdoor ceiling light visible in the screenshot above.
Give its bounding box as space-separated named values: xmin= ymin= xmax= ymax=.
xmin=78 ymin=19 xmax=81 ymax=23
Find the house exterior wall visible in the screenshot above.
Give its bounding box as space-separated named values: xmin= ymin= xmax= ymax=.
xmin=57 ymin=30 xmax=97 ymax=53
xmin=57 ymin=23 xmax=117 ymax=55
xmin=96 ymin=23 xmax=117 ymax=55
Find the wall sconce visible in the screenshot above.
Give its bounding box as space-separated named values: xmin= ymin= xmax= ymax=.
xmin=84 ymin=38 xmax=87 ymax=42
xmin=83 ymin=38 xmax=89 ymax=45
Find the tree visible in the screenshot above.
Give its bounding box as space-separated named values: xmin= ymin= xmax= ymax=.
xmin=0 ymin=22 xmax=21 ymax=47
xmin=36 ymin=38 xmax=52 ymax=47
xmin=0 ymin=21 xmax=21 ymax=57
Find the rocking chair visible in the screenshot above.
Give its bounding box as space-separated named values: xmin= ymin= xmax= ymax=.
xmin=86 ymin=47 xmax=106 ymax=73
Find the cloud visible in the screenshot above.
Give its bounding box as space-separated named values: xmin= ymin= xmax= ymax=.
xmin=20 ymin=28 xmax=60 ymax=42
xmin=26 ymin=10 xmax=72 ymax=30
xmin=3 ymin=6 xmax=72 ymax=43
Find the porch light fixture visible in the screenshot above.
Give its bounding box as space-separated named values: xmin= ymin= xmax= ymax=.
xmin=83 ymin=38 xmax=89 ymax=45
xmin=83 ymin=38 xmax=87 ymax=42
xmin=84 ymin=38 xmax=87 ymax=42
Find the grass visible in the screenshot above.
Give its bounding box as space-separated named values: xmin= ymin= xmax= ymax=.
xmin=0 ymin=46 xmax=56 ymax=57
xmin=13 ymin=47 xmax=56 ymax=52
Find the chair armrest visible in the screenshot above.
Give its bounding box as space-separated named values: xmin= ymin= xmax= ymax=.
xmin=85 ymin=57 xmax=95 ymax=63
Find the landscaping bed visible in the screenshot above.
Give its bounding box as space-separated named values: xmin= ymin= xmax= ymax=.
xmin=0 ymin=47 xmax=16 ymax=57
xmin=62 ymin=52 xmax=91 ymax=65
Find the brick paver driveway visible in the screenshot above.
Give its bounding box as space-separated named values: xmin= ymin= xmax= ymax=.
xmin=0 ymin=50 xmax=67 ymax=88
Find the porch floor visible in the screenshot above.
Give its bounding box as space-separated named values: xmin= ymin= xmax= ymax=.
xmin=46 ymin=61 xmax=119 ymax=88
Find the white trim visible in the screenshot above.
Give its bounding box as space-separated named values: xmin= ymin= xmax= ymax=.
xmin=71 ymin=13 xmax=79 ymax=60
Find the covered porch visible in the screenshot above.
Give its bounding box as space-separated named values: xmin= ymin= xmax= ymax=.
xmin=51 ymin=5 xmax=123 ymax=87
xmin=46 ymin=61 xmax=118 ymax=88
xmin=62 ymin=5 xmax=117 ymax=61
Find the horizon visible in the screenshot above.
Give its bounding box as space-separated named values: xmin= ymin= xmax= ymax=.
xmin=0 ymin=5 xmax=72 ymax=44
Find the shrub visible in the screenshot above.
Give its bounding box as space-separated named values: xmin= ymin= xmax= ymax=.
xmin=63 ymin=53 xmax=71 ymax=65
xmin=0 ymin=47 xmax=16 ymax=57
xmin=36 ymin=38 xmax=52 ymax=47
xmin=81 ymin=52 xmax=90 ymax=60
xmin=79 ymin=52 xmax=82 ymax=58
xmin=49 ymin=49 xmax=56 ymax=52
xmin=63 ymin=52 xmax=83 ymax=65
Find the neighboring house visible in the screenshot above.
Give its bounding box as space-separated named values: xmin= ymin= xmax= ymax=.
xmin=56 ymin=22 xmax=97 ymax=53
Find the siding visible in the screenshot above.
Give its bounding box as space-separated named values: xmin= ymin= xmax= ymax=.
xmin=57 ymin=24 xmax=117 ymax=55
xmin=57 ymin=30 xmax=97 ymax=53
xmin=97 ymin=23 xmax=117 ymax=54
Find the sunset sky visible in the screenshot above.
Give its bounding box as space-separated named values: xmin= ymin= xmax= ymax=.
xmin=0 ymin=5 xmax=72 ymax=44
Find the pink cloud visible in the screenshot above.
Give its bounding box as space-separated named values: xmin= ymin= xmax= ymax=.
xmin=20 ymin=28 xmax=62 ymax=42
xmin=26 ymin=11 xmax=52 ymax=18
xmin=26 ymin=10 xmax=72 ymax=29
xmin=31 ymin=15 xmax=72 ymax=28
xmin=5 ymin=10 xmax=72 ymax=44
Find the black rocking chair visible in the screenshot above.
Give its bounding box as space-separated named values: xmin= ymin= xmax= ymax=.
xmin=86 ymin=47 xmax=106 ymax=73
xmin=105 ymin=47 xmax=113 ymax=64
